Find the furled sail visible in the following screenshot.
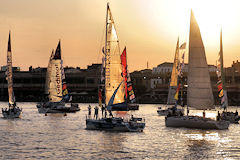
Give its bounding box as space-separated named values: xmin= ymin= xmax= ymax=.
xmin=104 ymin=4 xmax=124 ymax=105
xmin=167 ymin=38 xmax=179 ymax=104
xmin=44 ymin=49 xmax=55 ymax=95
xmin=216 ymin=30 xmax=228 ymax=108
xmin=187 ymin=10 xmax=214 ymax=110
xmin=48 ymin=41 xmax=63 ymax=102
xmin=6 ymin=32 xmax=16 ymax=106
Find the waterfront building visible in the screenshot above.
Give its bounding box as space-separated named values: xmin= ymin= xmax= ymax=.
xmin=0 ymin=62 xmax=240 ymax=105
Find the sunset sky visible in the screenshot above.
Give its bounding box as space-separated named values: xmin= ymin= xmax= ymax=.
xmin=0 ymin=0 xmax=240 ymax=72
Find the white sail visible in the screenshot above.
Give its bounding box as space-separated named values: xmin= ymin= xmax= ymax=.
xmin=44 ymin=49 xmax=55 ymax=95
xmin=187 ymin=10 xmax=214 ymax=110
xmin=48 ymin=42 xmax=62 ymax=102
xmin=104 ymin=4 xmax=124 ymax=105
xmin=6 ymin=32 xmax=15 ymax=106
xmin=167 ymin=38 xmax=179 ymax=104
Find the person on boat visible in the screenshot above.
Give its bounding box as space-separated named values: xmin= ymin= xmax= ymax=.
xmin=217 ymin=111 xmax=220 ymax=121
xmin=171 ymin=104 xmax=177 ymax=116
xmin=235 ymin=110 xmax=238 ymax=116
xmin=104 ymin=108 xmax=107 ymax=118
xmin=203 ymin=111 xmax=206 ymax=118
xmin=88 ymin=105 xmax=91 ymax=118
xmin=180 ymin=97 xmax=184 ymax=108
xmin=223 ymin=105 xmax=226 ymax=111
xmin=131 ymin=115 xmax=134 ymax=121
xmin=109 ymin=110 xmax=113 ymax=118
xmin=101 ymin=105 xmax=105 ymax=117
xmin=179 ymin=111 xmax=183 ymax=116
xmin=94 ymin=106 xmax=99 ymax=120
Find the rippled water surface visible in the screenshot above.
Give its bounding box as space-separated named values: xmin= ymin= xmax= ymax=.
xmin=0 ymin=102 xmax=240 ymax=160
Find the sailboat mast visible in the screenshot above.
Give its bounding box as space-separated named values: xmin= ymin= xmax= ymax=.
xmin=7 ymin=31 xmax=15 ymax=107
xmin=218 ymin=29 xmax=228 ymax=108
xmin=103 ymin=3 xmax=109 ymax=106
xmin=104 ymin=3 xmax=125 ymax=105
xmin=167 ymin=38 xmax=179 ymax=104
xmin=220 ymin=29 xmax=226 ymax=90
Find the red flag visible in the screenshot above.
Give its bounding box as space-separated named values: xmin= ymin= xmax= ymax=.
xmin=217 ymin=83 xmax=223 ymax=92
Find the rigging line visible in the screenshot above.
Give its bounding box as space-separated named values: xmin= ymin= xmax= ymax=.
xmin=96 ymin=22 xmax=106 ymax=63
xmin=94 ymin=21 xmax=106 ymax=81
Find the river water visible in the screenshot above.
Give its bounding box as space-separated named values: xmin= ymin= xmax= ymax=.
xmin=0 ymin=102 xmax=240 ymax=160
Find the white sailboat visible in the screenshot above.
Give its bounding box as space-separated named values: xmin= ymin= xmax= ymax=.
xmin=86 ymin=3 xmax=145 ymax=132
xmin=165 ymin=10 xmax=229 ymax=130
xmin=157 ymin=38 xmax=184 ymax=116
xmin=36 ymin=41 xmax=79 ymax=113
xmin=2 ymin=32 xmax=22 ymax=118
xmin=217 ymin=30 xmax=239 ymax=123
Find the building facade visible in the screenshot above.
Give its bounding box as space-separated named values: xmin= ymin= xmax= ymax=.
xmin=0 ymin=62 xmax=240 ymax=105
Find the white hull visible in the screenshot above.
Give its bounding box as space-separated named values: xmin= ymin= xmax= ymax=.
xmin=165 ymin=116 xmax=229 ymax=130
xmin=86 ymin=117 xmax=145 ymax=132
xmin=2 ymin=108 xmax=22 ymax=118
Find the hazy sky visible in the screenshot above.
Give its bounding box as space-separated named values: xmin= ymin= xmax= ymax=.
xmin=0 ymin=0 xmax=240 ymax=71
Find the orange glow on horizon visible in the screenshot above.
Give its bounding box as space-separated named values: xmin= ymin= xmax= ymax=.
xmin=0 ymin=0 xmax=239 ymax=71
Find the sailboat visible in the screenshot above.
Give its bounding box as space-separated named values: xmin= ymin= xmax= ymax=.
xmin=2 ymin=32 xmax=22 ymax=118
xmin=157 ymin=38 xmax=185 ymax=116
xmin=86 ymin=3 xmax=145 ymax=132
xmin=36 ymin=41 xmax=80 ymax=113
xmin=165 ymin=10 xmax=229 ymax=130
xmin=217 ymin=30 xmax=239 ymax=123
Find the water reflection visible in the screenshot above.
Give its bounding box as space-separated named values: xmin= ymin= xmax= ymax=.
xmin=184 ymin=130 xmax=216 ymax=159
xmin=98 ymin=132 xmax=126 ymax=150
xmin=183 ymin=130 xmax=232 ymax=159
xmin=1 ymin=103 xmax=240 ymax=159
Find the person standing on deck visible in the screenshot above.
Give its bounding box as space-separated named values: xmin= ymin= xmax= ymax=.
xmin=217 ymin=111 xmax=220 ymax=121
xmin=203 ymin=111 xmax=206 ymax=118
xmin=88 ymin=105 xmax=91 ymax=118
xmin=101 ymin=105 xmax=105 ymax=117
xmin=94 ymin=106 xmax=99 ymax=119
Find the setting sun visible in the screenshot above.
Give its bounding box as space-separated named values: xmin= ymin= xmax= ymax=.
xmin=174 ymin=0 xmax=240 ymax=65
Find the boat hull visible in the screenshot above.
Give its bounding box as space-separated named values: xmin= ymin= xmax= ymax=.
xmin=165 ymin=116 xmax=230 ymax=130
xmin=86 ymin=117 xmax=145 ymax=132
xmin=157 ymin=109 xmax=168 ymax=116
xmin=36 ymin=102 xmax=80 ymax=113
xmin=2 ymin=108 xmax=22 ymax=118
xmin=128 ymin=103 xmax=139 ymax=110
xmin=108 ymin=102 xmax=139 ymax=111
